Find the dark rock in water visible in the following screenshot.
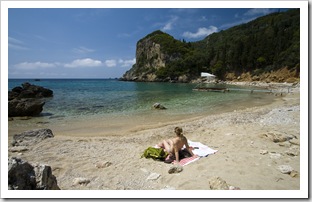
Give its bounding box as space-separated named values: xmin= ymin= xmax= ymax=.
xmin=12 ymin=128 xmax=54 ymax=147
xmin=8 ymin=82 xmax=53 ymax=117
xmin=9 ymin=82 xmax=53 ymax=100
xmin=8 ymin=157 xmax=60 ymax=190
xmin=153 ymin=103 xmax=167 ymax=110
xmin=8 ymin=98 xmax=45 ymax=117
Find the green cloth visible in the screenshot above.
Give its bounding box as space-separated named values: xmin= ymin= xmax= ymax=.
xmin=141 ymin=147 xmax=169 ymax=160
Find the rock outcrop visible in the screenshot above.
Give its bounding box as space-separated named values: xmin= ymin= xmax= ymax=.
xmin=9 ymin=82 xmax=53 ymax=100
xmin=8 ymin=82 xmax=53 ymax=117
xmin=11 ymin=128 xmax=54 ymax=147
xmin=121 ymin=30 xmax=192 ymax=82
xmin=8 ymin=157 xmax=60 ymax=190
xmin=9 ymin=98 xmax=45 ymax=117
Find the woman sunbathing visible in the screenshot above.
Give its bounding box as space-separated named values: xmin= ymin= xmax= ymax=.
xmin=157 ymin=127 xmax=196 ymax=163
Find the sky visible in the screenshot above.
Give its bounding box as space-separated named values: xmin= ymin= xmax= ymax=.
xmin=8 ymin=7 xmax=291 ymax=79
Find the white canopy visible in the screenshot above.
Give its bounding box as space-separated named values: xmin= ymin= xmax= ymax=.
xmin=201 ymin=72 xmax=216 ymax=78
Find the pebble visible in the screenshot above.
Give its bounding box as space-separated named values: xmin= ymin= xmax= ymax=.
xmin=162 ymin=185 xmax=176 ymax=190
xmin=269 ymin=152 xmax=282 ymax=159
xmin=209 ymin=176 xmax=229 ymax=190
xmin=95 ymin=161 xmax=112 ymax=168
xmin=289 ymin=139 xmax=300 ymax=145
xmin=73 ymin=177 xmax=91 ymax=186
xmin=278 ymin=165 xmax=293 ymax=174
xmin=9 ymin=146 xmax=28 ymax=152
xmin=260 ymin=150 xmax=268 ymax=155
xmin=290 ymin=170 xmax=299 ymax=178
xmin=146 ymin=173 xmax=160 ymax=180
xmin=285 ymin=147 xmax=300 ymax=156
xmin=168 ymin=165 xmax=183 ymax=174
xmin=140 ymin=168 xmax=149 ymax=173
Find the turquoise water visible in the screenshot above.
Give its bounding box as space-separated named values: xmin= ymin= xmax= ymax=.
xmin=8 ymin=79 xmax=274 ymax=134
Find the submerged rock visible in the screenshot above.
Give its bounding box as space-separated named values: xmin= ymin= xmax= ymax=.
xmin=153 ymin=103 xmax=167 ymax=110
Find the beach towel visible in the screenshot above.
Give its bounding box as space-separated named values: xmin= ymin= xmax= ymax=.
xmin=187 ymin=140 xmax=218 ymax=157
xmin=173 ymin=155 xmax=201 ymax=166
xmin=173 ymin=140 xmax=218 ymax=166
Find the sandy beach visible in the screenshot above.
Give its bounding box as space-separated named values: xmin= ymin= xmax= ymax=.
xmin=7 ymin=82 xmax=302 ymax=194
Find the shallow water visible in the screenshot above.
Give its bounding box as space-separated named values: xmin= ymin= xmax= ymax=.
xmin=8 ymin=79 xmax=275 ymax=136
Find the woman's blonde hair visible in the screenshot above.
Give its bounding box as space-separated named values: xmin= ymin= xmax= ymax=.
xmin=174 ymin=127 xmax=183 ymax=136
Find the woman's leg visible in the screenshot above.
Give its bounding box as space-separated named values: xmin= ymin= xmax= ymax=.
xmin=160 ymin=140 xmax=171 ymax=153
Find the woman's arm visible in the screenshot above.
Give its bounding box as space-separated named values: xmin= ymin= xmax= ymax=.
xmin=174 ymin=150 xmax=180 ymax=163
xmin=184 ymin=139 xmax=195 ymax=156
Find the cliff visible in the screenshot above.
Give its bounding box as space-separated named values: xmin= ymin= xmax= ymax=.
xmin=121 ymin=30 xmax=191 ymax=82
xmin=121 ymin=9 xmax=300 ymax=83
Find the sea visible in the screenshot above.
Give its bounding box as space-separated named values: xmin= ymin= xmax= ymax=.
xmin=8 ymin=79 xmax=275 ymax=135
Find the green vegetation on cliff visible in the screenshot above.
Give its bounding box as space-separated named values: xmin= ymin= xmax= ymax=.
xmin=123 ymin=9 xmax=300 ymax=82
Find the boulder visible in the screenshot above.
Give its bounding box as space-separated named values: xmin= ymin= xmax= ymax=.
xmin=11 ymin=128 xmax=54 ymax=147
xmin=8 ymin=98 xmax=45 ymax=117
xmin=33 ymin=163 xmax=60 ymax=190
xmin=9 ymin=82 xmax=53 ymax=100
xmin=8 ymin=157 xmax=60 ymax=190
xmin=8 ymin=82 xmax=53 ymax=117
xmin=8 ymin=157 xmax=36 ymax=190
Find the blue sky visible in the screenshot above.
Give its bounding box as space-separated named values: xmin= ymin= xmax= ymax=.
xmin=8 ymin=7 xmax=290 ymax=79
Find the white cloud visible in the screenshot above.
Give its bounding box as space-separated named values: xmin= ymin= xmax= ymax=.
xmin=118 ymin=58 xmax=136 ymax=67
xmin=162 ymin=16 xmax=179 ymax=31
xmin=9 ymin=37 xmax=29 ymax=50
xmin=104 ymin=59 xmax=117 ymax=67
xmin=72 ymin=46 xmax=95 ymax=54
xmin=14 ymin=61 xmax=57 ymax=70
xmin=64 ymin=58 xmax=102 ymax=68
xmin=244 ymin=8 xmax=272 ymax=16
xmin=182 ymin=26 xmax=218 ymax=39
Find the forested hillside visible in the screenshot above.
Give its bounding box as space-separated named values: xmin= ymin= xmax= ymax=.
xmin=122 ymin=9 xmax=300 ymax=83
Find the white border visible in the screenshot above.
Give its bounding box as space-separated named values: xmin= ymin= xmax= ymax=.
xmin=1 ymin=0 xmax=309 ymax=199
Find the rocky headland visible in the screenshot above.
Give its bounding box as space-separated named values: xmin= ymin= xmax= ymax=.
xmin=121 ymin=9 xmax=299 ymax=84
